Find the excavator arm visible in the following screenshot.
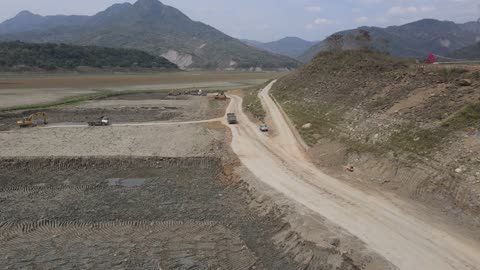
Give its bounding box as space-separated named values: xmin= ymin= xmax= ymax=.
xmin=16 ymin=112 xmax=48 ymax=127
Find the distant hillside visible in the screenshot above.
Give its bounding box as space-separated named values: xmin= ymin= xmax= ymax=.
xmin=0 ymin=11 xmax=89 ymax=35
xmin=0 ymin=41 xmax=178 ymax=71
xmin=449 ymin=42 xmax=480 ymax=60
xmin=242 ymin=37 xmax=317 ymax=58
xmin=0 ymin=0 xmax=299 ymax=70
xmin=300 ymin=19 xmax=480 ymax=62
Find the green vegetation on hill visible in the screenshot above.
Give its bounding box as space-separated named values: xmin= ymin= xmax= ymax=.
xmin=449 ymin=42 xmax=480 ymax=60
xmin=272 ymin=50 xmax=479 ymax=156
xmin=242 ymin=80 xmax=273 ymax=121
xmin=0 ymin=0 xmax=299 ymax=69
xmin=0 ymin=41 xmax=178 ymax=71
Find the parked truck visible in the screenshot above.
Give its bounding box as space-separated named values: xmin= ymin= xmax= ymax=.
xmin=88 ymin=116 xmax=110 ymax=126
xmin=227 ymin=113 xmax=238 ymax=124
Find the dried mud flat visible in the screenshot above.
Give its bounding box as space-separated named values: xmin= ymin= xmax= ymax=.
xmin=0 ymin=157 xmax=360 ymax=269
xmin=0 ymin=93 xmax=227 ymax=131
xmin=0 ymin=89 xmax=369 ymax=269
xmin=0 ymin=71 xmax=283 ymax=108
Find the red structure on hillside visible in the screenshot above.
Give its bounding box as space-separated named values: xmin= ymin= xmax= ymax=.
xmin=425 ymin=53 xmax=436 ymax=64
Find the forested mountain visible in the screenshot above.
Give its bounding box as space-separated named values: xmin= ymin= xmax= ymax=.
xmin=449 ymin=42 xmax=480 ymax=60
xmin=0 ymin=41 xmax=178 ymax=71
xmin=0 ymin=0 xmax=299 ymax=70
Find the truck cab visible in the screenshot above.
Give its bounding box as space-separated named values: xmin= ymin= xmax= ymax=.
xmin=227 ymin=113 xmax=238 ymax=124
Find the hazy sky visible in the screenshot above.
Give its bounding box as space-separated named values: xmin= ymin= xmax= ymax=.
xmin=1 ymin=0 xmax=479 ymax=42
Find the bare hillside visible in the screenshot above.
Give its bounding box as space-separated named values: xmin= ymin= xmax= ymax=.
xmin=272 ymin=50 xmax=480 ymax=223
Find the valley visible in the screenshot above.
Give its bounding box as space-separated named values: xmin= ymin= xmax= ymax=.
xmin=1 ymin=0 xmax=480 ymax=269
xmin=0 ymin=71 xmax=283 ymax=109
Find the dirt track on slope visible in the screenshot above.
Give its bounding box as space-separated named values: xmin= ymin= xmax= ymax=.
xmin=225 ymin=81 xmax=480 ymax=270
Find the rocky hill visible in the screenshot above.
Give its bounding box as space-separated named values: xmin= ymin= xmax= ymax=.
xmin=242 ymin=37 xmax=317 ymax=59
xmin=300 ymin=19 xmax=480 ymax=62
xmin=272 ymin=50 xmax=480 ymax=223
xmin=0 ymin=0 xmax=299 ymax=70
xmin=0 ymin=41 xmax=177 ymax=71
xmin=449 ymin=42 xmax=480 ymax=60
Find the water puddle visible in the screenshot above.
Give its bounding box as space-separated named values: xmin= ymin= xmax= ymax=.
xmin=107 ymin=178 xmax=146 ymax=187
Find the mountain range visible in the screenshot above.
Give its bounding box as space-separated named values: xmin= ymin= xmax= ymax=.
xmin=300 ymin=19 xmax=480 ymax=62
xmin=241 ymin=37 xmax=317 ymax=59
xmin=448 ymin=42 xmax=480 ymax=60
xmin=0 ymin=0 xmax=299 ymax=70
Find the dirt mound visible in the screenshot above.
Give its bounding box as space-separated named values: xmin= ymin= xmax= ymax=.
xmin=272 ymin=50 xmax=480 ymax=224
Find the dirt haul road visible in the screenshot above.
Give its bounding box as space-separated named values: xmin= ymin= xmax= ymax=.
xmin=39 ymin=117 xmax=223 ymax=129
xmin=225 ymin=81 xmax=480 ymax=270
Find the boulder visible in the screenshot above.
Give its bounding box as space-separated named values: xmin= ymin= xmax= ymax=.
xmin=302 ymin=123 xmax=312 ymax=129
xmin=457 ymin=79 xmax=472 ymax=87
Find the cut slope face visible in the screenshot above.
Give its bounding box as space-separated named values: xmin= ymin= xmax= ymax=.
xmin=0 ymin=0 xmax=299 ymax=70
xmin=272 ymin=50 xmax=480 ymax=222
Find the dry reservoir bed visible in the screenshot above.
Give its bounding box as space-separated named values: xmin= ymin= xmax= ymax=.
xmin=0 ymin=157 xmax=283 ymax=269
xmin=0 ymin=93 xmax=227 ymax=131
xmin=0 ymin=157 xmax=361 ymax=270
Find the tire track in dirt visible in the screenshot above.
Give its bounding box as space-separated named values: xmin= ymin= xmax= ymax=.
xmin=0 ymin=220 xmax=257 ymax=269
xmin=225 ymin=80 xmax=480 ymax=270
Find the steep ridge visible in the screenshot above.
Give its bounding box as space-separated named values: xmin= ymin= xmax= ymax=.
xmin=0 ymin=0 xmax=299 ymax=70
xmin=0 ymin=11 xmax=89 ymax=34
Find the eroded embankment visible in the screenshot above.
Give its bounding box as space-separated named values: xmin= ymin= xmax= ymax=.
xmin=272 ymin=51 xmax=480 ymax=226
xmin=0 ymin=157 xmax=363 ymax=270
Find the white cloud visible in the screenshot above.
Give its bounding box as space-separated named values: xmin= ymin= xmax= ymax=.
xmin=387 ymin=6 xmax=435 ymax=16
xmin=305 ymin=6 xmax=322 ymax=13
xmin=358 ymin=0 xmax=385 ymax=3
xmin=305 ymin=17 xmax=334 ymax=30
xmin=314 ymin=18 xmax=334 ymax=25
xmin=355 ymin=16 xmax=369 ymax=23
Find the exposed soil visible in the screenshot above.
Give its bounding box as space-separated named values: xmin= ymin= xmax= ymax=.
xmin=0 ymin=157 xmax=359 ymax=269
xmin=0 ymin=76 xmax=397 ymax=270
xmin=272 ymin=51 xmax=480 ymax=223
xmin=0 ymin=124 xmax=226 ymax=157
xmin=0 ymin=94 xmax=228 ymax=131
xmin=0 ymin=72 xmax=283 ymax=90
xmin=0 ymin=72 xmax=283 ymax=108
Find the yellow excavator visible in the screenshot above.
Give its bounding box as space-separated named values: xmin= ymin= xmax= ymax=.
xmin=215 ymin=91 xmax=227 ymax=100
xmin=16 ymin=112 xmax=48 ymax=128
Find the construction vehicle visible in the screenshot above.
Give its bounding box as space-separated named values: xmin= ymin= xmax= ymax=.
xmin=259 ymin=124 xmax=269 ymax=132
xmin=88 ymin=116 xmax=110 ymax=126
xmin=215 ymin=91 xmax=227 ymax=100
xmin=16 ymin=112 xmax=48 ymax=128
xmin=227 ymin=113 xmax=238 ymax=124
